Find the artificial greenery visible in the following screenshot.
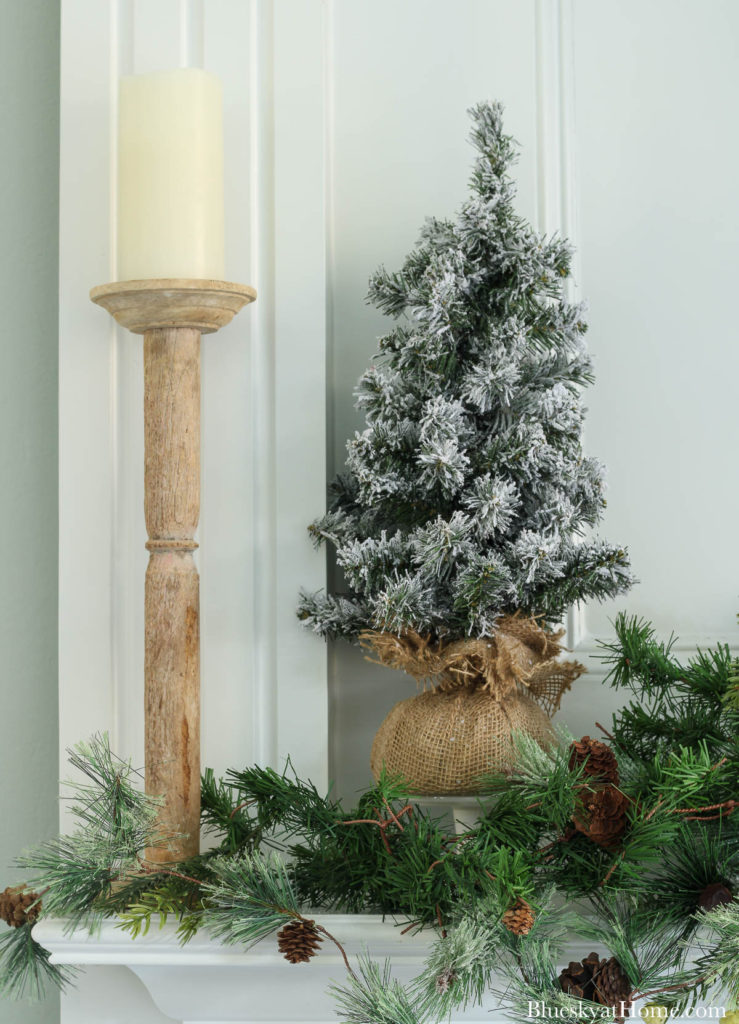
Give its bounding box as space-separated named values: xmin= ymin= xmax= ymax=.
xmin=0 ymin=924 xmax=76 ymax=1002
xmin=298 ymin=101 xmax=633 ymax=644
xmin=3 ymin=615 xmax=739 ymax=1021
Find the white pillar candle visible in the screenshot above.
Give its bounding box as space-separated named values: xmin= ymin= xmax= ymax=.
xmin=118 ymin=68 xmax=225 ymax=281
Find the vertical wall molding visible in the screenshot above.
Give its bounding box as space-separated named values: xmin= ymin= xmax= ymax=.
xmin=534 ymin=0 xmax=588 ymax=650
xmin=181 ymin=0 xmax=204 ymax=66
xmin=534 ymin=0 xmax=563 ymax=238
xmin=272 ymin=0 xmax=328 ymax=788
xmin=323 ymin=0 xmax=336 ymax=485
xmin=59 ymin=0 xmax=118 ymax=816
xmin=249 ymin=0 xmax=278 ymax=769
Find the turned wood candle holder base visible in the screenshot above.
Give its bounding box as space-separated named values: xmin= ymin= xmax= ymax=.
xmin=92 ymin=279 xmax=256 ymax=862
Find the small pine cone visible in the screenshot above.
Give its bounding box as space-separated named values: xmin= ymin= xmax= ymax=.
xmin=699 ymin=882 xmax=733 ymax=911
xmin=593 ymin=955 xmax=632 ymax=1021
xmin=569 ymin=736 xmax=620 ymax=785
xmin=558 ymin=952 xmax=601 ymax=1001
xmin=502 ymin=897 xmax=535 ymax=936
xmin=573 ymin=784 xmax=629 ymax=849
xmin=276 ymin=919 xmax=323 ymax=964
xmin=0 ymin=886 xmax=42 ymax=928
xmin=435 ymin=967 xmax=459 ymax=994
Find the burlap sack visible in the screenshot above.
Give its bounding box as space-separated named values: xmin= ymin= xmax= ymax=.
xmin=370 ymin=686 xmax=555 ymax=794
xmin=364 ymin=613 xmax=585 ymax=794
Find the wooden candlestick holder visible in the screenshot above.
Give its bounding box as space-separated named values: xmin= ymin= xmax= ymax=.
xmin=91 ymin=279 xmax=256 ymax=861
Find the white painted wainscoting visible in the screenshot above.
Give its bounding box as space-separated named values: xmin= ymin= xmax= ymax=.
xmin=57 ymin=1 xmax=739 ymax=1021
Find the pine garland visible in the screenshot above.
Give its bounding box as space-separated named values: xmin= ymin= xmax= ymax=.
xmin=3 ymin=615 xmax=739 ymax=1019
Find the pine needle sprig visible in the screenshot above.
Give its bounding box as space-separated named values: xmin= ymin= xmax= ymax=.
xmin=224 ymin=760 xmax=343 ymax=841
xmin=488 ymin=933 xmax=581 ymax=1023
xmin=602 ymin=615 xmax=739 ymax=764
xmin=16 ymin=834 xmax=117 ymax=933
xmin=64 ymin=734 xmax=164 ymax=852
xmin=597 ymin=615 xmax=682 ymax=694
xmin=480 ymin=729 xmax=580 ymax=836
xmin=200 ymin=767 xmax=261 ymax=855
xmin=474 ymin=790 xmax=544 ymax=851
xmin=414 ymin=885 xmax=564 ymax=1017
xmin=414 ymin=914 xmax=496 ymax=1014
xmin=0 ymin=923 xmax=78 ymax=1002
xmin=690 ymin=900 xmax=739 ymax=1005
xmin=578 ymin=894 xmax=687 ymax=995
xmin=627 ymin=825 xmax=739 ymax=937
xmin=331 ymin=955 xmax=428 ymax=1024
xmin=201 ymin=852 xmax=301 ymax=950
xmin=17 ymin=735 xmax=177 ymax=933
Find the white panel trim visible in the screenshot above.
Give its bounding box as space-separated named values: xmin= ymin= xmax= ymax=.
xmin=181 ymin=0 xmax=205 ymax=67
xmin=534 ymin=0 xmax=563 ymax=238
xmin=111 ymin=0 xmax=135 ymax=764
xmin=59 ymin=0 xmax=118 ymax=801
xmin=323 ymin=0 xmax=336 ymax=483
xmin=535 ymin=0 xmax=586 ymax=650
xmin=250 ymin=0 xmax=279 ymax=768
xmin=272 ymin=0 xmax=329 ymax=788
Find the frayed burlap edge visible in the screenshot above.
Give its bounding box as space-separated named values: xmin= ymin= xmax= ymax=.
xmin=360 ymin=613 xmax=585 ymax=716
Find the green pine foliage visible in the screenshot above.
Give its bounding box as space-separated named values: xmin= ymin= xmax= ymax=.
xmin=5 ymin=617 xmax=739 ymax=1020
xmin=599 ymin=613 xmax=739 ymax=763
xmin=202 ymin=852 xmax=302 ymax=950
xmin=0 ymin=924 xmax=77 ymax=1002
xmin=16 ymin=734 xmax=173 ymax=932
xmin=299 ymin=102 xmax=633 ymax=644
xmin=331 ymin=956 xmax=428 ymax=1024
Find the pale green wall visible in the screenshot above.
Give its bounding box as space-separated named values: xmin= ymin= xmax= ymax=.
xmin=0 ymin=1 xmax=60 ymax=1021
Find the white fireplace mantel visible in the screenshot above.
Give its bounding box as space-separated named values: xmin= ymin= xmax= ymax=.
xmin=36 ymin=917 xmax=713 ymax=1024
xmin=36 ymin=915 xmax=501 ymax=1023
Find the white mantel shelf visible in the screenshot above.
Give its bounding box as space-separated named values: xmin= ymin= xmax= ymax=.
xmin=35 ymin=915 xmax=715 ymax=1024
xmin=35 ymin=915 xmax=500 ymax=1023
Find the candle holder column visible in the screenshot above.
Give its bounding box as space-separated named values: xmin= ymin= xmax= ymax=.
xmin=91 ymin=279 xmax=256 ymax=862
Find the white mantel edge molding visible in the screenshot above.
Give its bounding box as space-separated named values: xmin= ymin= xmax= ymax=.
xmin=34 ymin=917 xmax=716 ymax=1024
xmin=35 ymin=916 xmax=496 ymax=1022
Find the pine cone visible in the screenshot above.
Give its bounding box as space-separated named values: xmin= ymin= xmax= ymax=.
xmin=573 ymin=784 xmax=629 ymax=848
xmin=699 ymin=882 xmax=733 ymax=911
xmin=276 ymin=919 xmax=323 ymax=964
xmin=592 ymin=955 xmax=632 ymax=1021
xmin=502 ymin=897 xmax=535 ymax=936
xmin=0 ymin=886 xmax=41 ymax=928
xmin=560 ymin=953 xmax=632 ymax=1022
xmin=569 ymin=736 xmax=620 ymax=785
xmin=558 ymin=952 xmax=602 ymax=1000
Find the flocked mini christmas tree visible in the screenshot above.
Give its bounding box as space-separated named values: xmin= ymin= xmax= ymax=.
xmin=299 ymin=102 xmax=634 ymax=793
xmin=300 ymin=102 xmax=632 ymax=641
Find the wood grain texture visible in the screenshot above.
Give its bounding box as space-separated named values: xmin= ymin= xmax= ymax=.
xmin=90 ymin=278 xmax=256 ymax=334
xmin=145 ymin=550 xmax=200 ymax=862
xmin=144 ymin=327 xmax=201 ymax=861
xmin=90 ymin=280 xmax=256 ymax=865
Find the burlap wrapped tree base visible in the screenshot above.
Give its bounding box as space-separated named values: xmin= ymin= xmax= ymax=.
xmin=365 ymin=614 xmax=585 ymax=795
xmin=370 ymin=687 xmax=556 ymax=794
